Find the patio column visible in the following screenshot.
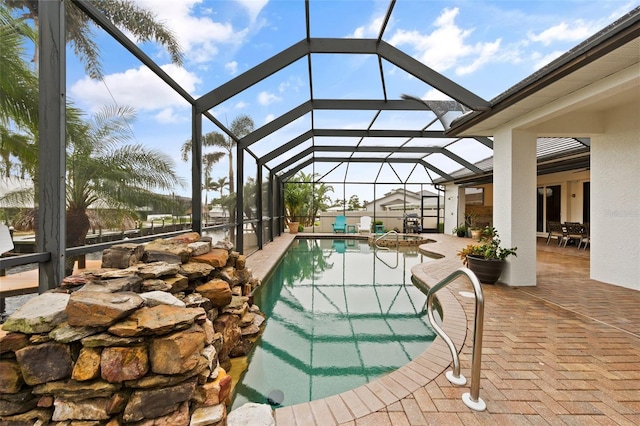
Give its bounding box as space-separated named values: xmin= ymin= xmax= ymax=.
xmin=492 ymin=128 xmax=537 ymax=286
xmin=444 ymin=183 xmax=464 ymax=235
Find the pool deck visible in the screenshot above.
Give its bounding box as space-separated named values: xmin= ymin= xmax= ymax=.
xmin=246 ymin=232 xmax=640 ymax=425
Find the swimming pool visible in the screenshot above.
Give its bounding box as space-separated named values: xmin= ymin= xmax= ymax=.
xmin=232 ymin=238 xmax=437 ymax=409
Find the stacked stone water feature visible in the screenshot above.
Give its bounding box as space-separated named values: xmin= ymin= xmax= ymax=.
xmin=0 ymin=232 xmax=266 ymax=425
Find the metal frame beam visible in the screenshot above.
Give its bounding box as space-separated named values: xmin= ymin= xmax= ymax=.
xmin=378 ymin=41 xmax=490 ymax=110
xmin=258 ymin=129 xmax=444 ymax=167
xmin=197 ymin=37 xmax=489 ymax=113
xmin=197 ymin=40 xmax=308 ymax=112
xmin=241 ymin=99 xmax=435 ymax=150
xmin=280 ymin=157 xmax=453 ymax=181
xmin=259 ymin=131 xmax=314 ymax=165
xmin=240 ymin=102 xmax=312 ymax=149
xmin=38 ymin=0 xmax=66 ymax=290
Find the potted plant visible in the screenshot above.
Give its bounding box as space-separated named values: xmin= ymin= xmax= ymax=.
xmin=457 ymin=226 xmax=517 ymax=284
xmin=452 ymin=224 xmax=468 ymax=237
xmin=284 ymin=182 xmax=305 ymax=234
xmin=466 ymin=212 xmax=482 ymax=239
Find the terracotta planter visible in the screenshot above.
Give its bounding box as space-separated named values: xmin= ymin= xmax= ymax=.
xmin=466 ymin=255 xmax=505 ymax=284
xmin=288 ymin=222 xmax=299 ymax=234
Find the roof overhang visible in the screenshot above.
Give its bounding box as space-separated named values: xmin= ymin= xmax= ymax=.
xmin=447 ymin=7 xmax=640 ymax=138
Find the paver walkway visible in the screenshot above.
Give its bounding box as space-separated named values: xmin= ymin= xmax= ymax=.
xmin=3 ymin=233 xmax=637 ymax=424
xmin=246 ymin=233 xmax=640 ymax=425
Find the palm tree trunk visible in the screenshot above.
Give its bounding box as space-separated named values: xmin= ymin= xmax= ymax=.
xmin=65 ymin=207 xmax=90 ymax=276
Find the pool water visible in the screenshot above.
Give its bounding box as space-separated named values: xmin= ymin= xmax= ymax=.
xmin=232 ymin=238 xmax=437 ymax=409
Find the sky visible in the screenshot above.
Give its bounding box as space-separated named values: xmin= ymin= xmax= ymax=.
xmin=60 ymin=0 xmax=639 ymax=200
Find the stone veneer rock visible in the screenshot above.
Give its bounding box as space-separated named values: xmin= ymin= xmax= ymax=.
xmin=0 ymin=234 xmax=269 ymax=425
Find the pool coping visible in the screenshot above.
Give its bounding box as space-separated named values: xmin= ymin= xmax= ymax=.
xmin=245 ymin=233 xmax=468 ymax=425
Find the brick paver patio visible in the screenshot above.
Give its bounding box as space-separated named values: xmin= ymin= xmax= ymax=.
xmin=246 ymin=233 xmax=640 ymax=425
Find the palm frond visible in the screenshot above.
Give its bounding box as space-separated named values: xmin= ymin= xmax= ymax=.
xmin=94 ymin=0 xmax=183 ymax=66
xmin=103 ymin=144 xmax=184 ymax=190
xmin=0 ymin=4 xmax=38 ymax=131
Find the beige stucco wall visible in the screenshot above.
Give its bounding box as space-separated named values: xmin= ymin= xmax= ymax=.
xmin=590 ymin=100 xmax=640 ymax=290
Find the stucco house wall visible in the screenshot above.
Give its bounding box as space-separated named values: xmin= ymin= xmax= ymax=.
xmin=590 ymin=100 xmax=640 ymax=290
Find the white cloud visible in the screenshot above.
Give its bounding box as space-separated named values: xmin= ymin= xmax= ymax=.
xmin=528 ymin=20 xmax=594 ymax=46
xmin=235 ymin=0 xmax=269 ymax=22
xmin=154 ymin=108 xmax=186 ymax=124
xmin=531 ymin=50 xmax=565 ymax=70
xmin=132 ymin=0 xmax=249 ymax=64
xmin=350 ymin=14 xmax=387 ymax=38
xmin=263 ymin=113 xmax=275 ymax=125
xmin=278 ymin=76 xmax=304 ymax=94
xmin=456 ymin=39 xmax=501 ymax=75
xmin=69 ymin=64 xmax=200 ymax=116
xmin=235 ymin=101 xmax=248 ymax=109
xmin=257 ymin=91 xmax=281 ymax=106
xmin=225 ymin=61 xmax=238 ymax=75
xmin=388 ymin=7 xmax=501 ymax=76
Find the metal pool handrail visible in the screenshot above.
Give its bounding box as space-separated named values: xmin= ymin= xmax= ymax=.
xmin=419 ymin=267 xmax=487 ymax=411
xmin=374 ymin=230 xmax=399 ymax=250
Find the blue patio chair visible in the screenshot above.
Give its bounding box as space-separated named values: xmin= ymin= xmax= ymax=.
xmin=333 ymin=239 xmax=346 ymax=253
xmin=332 ymin=215 xmax=347 ymax=233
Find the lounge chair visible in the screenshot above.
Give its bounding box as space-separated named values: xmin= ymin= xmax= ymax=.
xmin=577 ymin=222 xmax=590 ymax=250
xmin=546 ymin=221 xmax=567 ymax=246
xmin=332 ymin=215 xmax=347 ymax=233
xmin=356 ymin=216 xmax=372 ymax=234
xmin=564 ymin=222 xmax=583 ymax=247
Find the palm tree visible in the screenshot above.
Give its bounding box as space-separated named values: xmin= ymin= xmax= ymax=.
xmin=213 ymin=176 xmax=229 ymax=199
xmin=181 ymin=115 xmax=254 ymax=239
xmin=3 ymin=105 xmax=184 ymax=273
xmin=0 ymin=3 xmax=38 ymax=132
xmin=181 ymin=135 xmax=225 ymax=216
xmin=0 ymin=128 xmax=35 ymax=178
xmin=284 ymin=172 xmax=334 ymax=227
xmin=218 ymin=115 xmax=254 ymax=195
xmin=6 ymin=0 xmax=183 ymax=79
xmin=66 ymin=105 xmax=182 ymax=272
xmin=1 ymin=3 xmax=38 ymax=177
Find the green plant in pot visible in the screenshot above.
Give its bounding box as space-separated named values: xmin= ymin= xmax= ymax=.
xmin=284 ymin=181 xmax=306 ymax=234
xmin=457 ymin=226 xmax=517 ymax=284
xmin=453 ymin=223 xmax=468 ymax=237
xmin=466 ymin=212 xmax=482 ymax=239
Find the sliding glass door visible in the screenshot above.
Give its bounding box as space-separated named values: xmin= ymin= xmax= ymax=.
xmin=536 ymin=185 xmax=561 ymax=232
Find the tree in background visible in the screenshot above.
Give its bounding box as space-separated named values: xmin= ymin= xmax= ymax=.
xmin=2 ymin=0 xmax=184 ymax=171
xmin=348 ymin=195 xmax=362 ymax=211
xmin=2 ymin=105 xmax=183 ymax=274
xmin=284 ymin=172 xmax=333 ymax=227
xmin=0 ymin=4 xmax=38 ymax=177
xmin=181 ymin=115 xmax=254 ymax=232
xmin=6 ymin=0 xmax=183 ymax=79
xmin=210 ymin=176 xmax=229 ymax=202
xmin=65 ymin=105 xmax=182 ymax=273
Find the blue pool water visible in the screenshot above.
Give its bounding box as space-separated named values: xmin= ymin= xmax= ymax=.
xmin=232 ymin=238 xmax=437 ymax=409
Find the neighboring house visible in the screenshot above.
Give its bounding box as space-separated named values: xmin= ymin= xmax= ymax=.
xmin=364 ymin=188 xmax=443 ymax=212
